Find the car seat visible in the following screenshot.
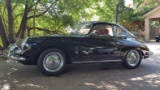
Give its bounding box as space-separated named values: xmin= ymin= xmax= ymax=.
xmin=96 ymin=29 xmax=109 ymax=36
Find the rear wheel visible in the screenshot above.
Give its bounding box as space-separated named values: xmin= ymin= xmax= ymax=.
xmin=37 ymin=48 xmax=66 ymax=76
xmin=122 ymin=49 xmax=142 ymax=69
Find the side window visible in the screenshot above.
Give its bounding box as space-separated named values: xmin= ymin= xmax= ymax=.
xmin=91 ymin=24 xmax=114 ymax=36
xmin=113 ymin=26 xmax=126 ymax=36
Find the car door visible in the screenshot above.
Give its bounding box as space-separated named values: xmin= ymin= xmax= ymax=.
xmin=78 ymin=24 xmax=121 ymax=61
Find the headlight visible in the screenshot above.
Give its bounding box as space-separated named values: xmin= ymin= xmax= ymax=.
xmin=24 ymin=43 xmax=32 ymax=49
xmin=15 ymin=48 xmax=22 ymax=54
xmin=9 ymin=45 xmax=22 ymax=54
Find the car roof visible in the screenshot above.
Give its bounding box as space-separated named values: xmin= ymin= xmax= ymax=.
xmin=89 ymin=21 xmax=117 ymax=26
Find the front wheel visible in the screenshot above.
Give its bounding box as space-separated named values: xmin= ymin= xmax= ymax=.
xmin=122 ymin=49 xmax=142 ymax=69
xmin=37 ymin=48 xmax=66 ymax=76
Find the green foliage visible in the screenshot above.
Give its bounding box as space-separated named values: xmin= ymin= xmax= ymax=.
xmin=0 ymin=0 xmax=159 ymax=50
xmin=112 ymin=0 xmax=160 ymax=34
xmin=150 ymin=21 xmax=159 ymax=28
xmin=119 ymin=0 xmax=160 ymax=23
xmin=0 ymin=38 xmax=2 ymax=47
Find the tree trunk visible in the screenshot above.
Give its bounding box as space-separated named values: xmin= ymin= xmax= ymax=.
xmin=17 ymin=0 xmax=59 ymax=38
xmin=27 ymin=29 xmax=30 ymax=37
xmin=6 ymin=0 xmax=14 ymax=43
xmin=0 ymin=46 xmax=4 ymax=50
xmin=16 ymin=3 xmax=29 ymax=39
xmin=0 ymin=17 xmax=9 ymax=49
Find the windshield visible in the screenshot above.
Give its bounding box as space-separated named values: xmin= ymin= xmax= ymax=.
xmin=71 ymin=22 xmax=93 ymax=35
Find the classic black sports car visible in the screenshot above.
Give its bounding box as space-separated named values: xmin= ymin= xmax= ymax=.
xmin=155 ymin=33 xmax=160 ymax=42
xmin=8 ymin=21 xmax=152 ymax=76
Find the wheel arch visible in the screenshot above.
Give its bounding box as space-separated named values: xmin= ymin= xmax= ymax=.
xmin=121 ymin=47 xmax=143 ymax=60
xmin=121 ymin=47 xmax=143 ymax=69
xmin=35 ymin=46 xmax=72 ymax=65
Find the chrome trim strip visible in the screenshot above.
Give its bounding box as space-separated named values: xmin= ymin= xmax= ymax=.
xmin=72 ymin=60 xmax=121 ymax=64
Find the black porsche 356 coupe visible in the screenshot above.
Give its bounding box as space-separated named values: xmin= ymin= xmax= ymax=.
xmin=8 ymin=21 xmax=152 ymax=76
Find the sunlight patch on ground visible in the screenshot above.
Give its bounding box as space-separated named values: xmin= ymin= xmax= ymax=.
xmin=7 ymin=68 xmax=18 ymax=75
xmin=1 ymin=83 xmax=10 ymax=90
xmin=130 ymin=73 xmax=160 ymax=87
xmin=13 ymin=79 xmax=19 ymax=83
xmin=130 ymin=77 xmax=144 ymax=81
xmin=84 ymin=73 xmax=160 ymax=89
xmin=84 ymin=81 xmax=119 ymax=90
xmin=145 ymin=43 xmax=160 ymax=54
xmin=17 ymin=83 xmax=45 ymax=89
xmin=113 ymin=81 xmax=128 ymax=86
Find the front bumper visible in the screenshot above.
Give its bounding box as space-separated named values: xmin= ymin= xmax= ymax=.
xmin=10 ymin=55 xmax=25 ymax=61
xmin=8 ymin=45 xmax=26 ymax=61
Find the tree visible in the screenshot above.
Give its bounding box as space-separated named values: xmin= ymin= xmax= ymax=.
xmin=0 ymin=0 xmax=60 ymax=49
xmin=118 ymin=0 xmax=160 ymax=31
xmin=0 ymin=0 xmax=159 ymax=50
xmin=0 ymin=0 xmax=128 ymax=49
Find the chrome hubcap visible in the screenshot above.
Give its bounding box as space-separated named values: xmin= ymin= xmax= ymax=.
xmin=43 ymin=52 xmax=64 ymax=72
xmin=127 ymin=50 xmax=140 ymax=66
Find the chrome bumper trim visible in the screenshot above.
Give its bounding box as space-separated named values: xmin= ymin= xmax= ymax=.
xmin=10 ymin=55 xmax=26 ymax=61
xmin=8 ymin=44 xmax=26 ymax=61
xmin=142 ymin=50 xmax=153 ymax=59
xmin=146 ymin=51 xmax=153 ymax=55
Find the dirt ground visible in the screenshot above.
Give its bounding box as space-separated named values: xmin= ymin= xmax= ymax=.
xmin=0 ymin=42 xmax=160 ymax=90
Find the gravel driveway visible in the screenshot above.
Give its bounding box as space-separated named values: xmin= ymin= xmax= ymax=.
xmin=0 ymin=42 xmax=160 ymax=90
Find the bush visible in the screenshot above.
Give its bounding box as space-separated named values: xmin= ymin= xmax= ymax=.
xmin=0 ymin=49 xmax=9 ymax=60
